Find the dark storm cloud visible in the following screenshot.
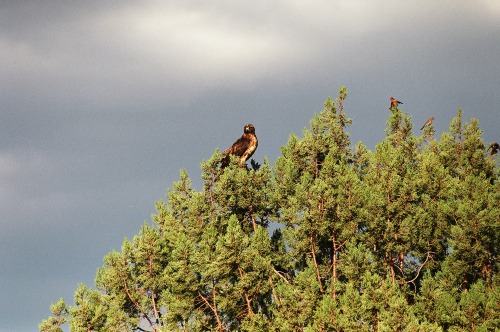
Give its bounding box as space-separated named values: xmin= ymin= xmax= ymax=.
xmin=1 ymin=1 xmax=499 ymax=330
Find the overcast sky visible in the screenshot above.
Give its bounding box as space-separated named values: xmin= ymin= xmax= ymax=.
xmin=1 ymin=1 xmax=499 ymax=331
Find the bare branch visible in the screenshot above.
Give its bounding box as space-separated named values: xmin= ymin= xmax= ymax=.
xmin=406 ymin=252 xmax=433 ymax=285
xmin=273 ymin=268 xmax=291 ymax=285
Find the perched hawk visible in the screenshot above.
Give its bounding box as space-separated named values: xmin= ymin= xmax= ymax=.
xmin=420 ymin=116 xmax=435 ymax=130
xmin=221 ymin=124 xmax=258 ymax=168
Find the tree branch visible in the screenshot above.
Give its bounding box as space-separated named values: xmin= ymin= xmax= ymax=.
xmin=116 ymin=259 xmax=155 ymax=330
xmin=273 ymin=268 xmax=291 ymax=285
xmin=198 ymin=283 xmax=223 ymax=332
xmin=310 ymin=233 xmax=324 ymax=294
xmin=237 ymin=265 xmax=254 ymax=318
xmin=406 ymin=252 xmax=433 ymax=285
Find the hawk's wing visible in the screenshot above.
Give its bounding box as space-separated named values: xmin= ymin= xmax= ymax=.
xmin=221 ymin=136 xmax=252 ymax=167
xmin=221 ymin=131 xmax=258 ymax=168
xmin=223 ymin=136 xmax=251 ymax=157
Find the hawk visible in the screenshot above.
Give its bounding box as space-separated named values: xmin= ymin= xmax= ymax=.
xmin=221 ymin=124 xmax=258 ymax=168
xmin=389 ymin=97 xmax=403 ymax=109
xmin=420 ymin=116 xmax=435 ymax=130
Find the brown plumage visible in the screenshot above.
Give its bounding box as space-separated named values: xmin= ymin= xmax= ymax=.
xmin=221 ymin=124 xmax=258 ymax=168
xmin=488 ymin=142 xmax=499 ymax=155
xmin=389 ymin=97 xmax=403 ymax=108
xmin=420 ymin=116 xmax=435 ymax=130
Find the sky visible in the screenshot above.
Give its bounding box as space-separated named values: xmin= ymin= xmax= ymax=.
xmin=1 ymin=1 xmax=499 ymax=331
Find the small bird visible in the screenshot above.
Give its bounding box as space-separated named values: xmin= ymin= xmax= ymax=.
xmin=390 ymin=97 xmax=403 ymax=108
xmin=488 ymin=142 xmax=499 ymax=155
xmin=221 ymin=124 xmax=258 ymax=168
xmin=420 ymin=116 xmax=435 ymax=130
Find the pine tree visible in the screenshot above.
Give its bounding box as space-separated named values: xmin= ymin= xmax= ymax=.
xmin=68 ymin=284 xmax=109 ymax=332
xmin=39 ymin=298 xmax=68 ymax=332
xmin=40 ymin=89 xmax=499 ymax=331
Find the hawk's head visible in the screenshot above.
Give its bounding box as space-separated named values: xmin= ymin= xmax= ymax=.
xmin=244 ymin=124 xmax=255 ymax=135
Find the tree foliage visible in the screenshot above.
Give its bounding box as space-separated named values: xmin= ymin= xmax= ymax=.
xmin=41 ymin=88 xmax=499 ymax=331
